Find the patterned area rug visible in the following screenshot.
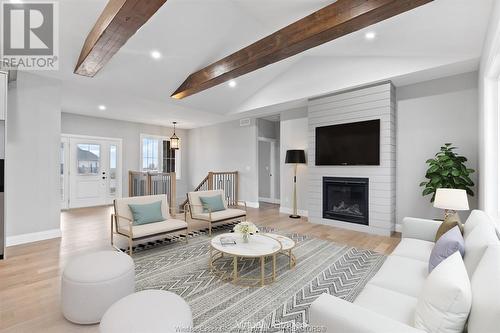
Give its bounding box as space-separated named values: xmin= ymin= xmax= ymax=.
xmin=134 ymin=226 xmax=386 ymax=332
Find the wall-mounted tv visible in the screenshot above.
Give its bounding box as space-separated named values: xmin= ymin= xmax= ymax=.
xmin=315 ymin=119 xmax=380 ymax=166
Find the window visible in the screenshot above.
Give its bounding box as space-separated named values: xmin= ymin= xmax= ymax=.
xmin=109 ymin=144 xmax=117 ymax=195
xmin=77 ymin=144 xmax=100 ymax=175
xmin=140 ymin=135 xmax=181 ymax=179
xmin=142 ymin=137 xmax=159 ymax=171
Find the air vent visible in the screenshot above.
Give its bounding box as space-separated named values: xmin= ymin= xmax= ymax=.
xmin=240 ymin=118 xmax=251 ymax=127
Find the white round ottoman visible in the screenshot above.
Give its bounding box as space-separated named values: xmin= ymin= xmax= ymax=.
xmin=99 ymin=290 xmax=193 ymax=333
xmin=61 ymin=251 xmax=135 ymax=324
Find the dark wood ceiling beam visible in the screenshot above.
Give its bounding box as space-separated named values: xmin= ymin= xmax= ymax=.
xmin=171 ymin=0 xmax=433 ymax=99
xmin=74 ymin=0 xmax=168 ymax=77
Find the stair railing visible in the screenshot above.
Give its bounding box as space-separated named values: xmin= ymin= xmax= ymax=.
xmin=128 ymin=171 xmax=177 ymax=214
xmin=181 ymin=171 xmax=239 ymax=209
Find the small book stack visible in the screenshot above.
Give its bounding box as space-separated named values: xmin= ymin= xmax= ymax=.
xmin=220 ymin=236 xmax=236 ymax=246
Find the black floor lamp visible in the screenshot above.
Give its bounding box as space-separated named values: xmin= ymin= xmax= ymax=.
xmin=285 ymin=150 xmax=306 ymax=219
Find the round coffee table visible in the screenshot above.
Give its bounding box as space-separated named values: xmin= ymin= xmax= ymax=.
xmin=261 ymin=233 xmax=296 ymax=269
xmin=210 ymin=233 xmax=281 ymax=286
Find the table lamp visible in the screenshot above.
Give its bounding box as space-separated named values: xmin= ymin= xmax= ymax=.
xmin=433 ymin=188 xmax=469 ymax=239
xmin=285 ymin=150 xmax=306 ymax=219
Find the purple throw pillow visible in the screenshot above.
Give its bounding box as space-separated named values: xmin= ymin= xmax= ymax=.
xmin=428 ymin=225 xmax=465 ymax=273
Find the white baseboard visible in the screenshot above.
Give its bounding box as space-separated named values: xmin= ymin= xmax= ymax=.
xmin=395 ymin=223 xmax=403 ymax=233
xmin=279 ymin=206 xmax=308 ymax=217
xmin=6 ymin=228 xmax=62 ymax=247
xmin=259 ymin=197 xmax=280 ymax=204
xmin=246 ymin=201 xmax=260 ymax=209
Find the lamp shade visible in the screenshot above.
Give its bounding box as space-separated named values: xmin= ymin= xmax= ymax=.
xmin=285 ymin=150 xmax=306 ymax=164
xmin=433 ymin=188 xmax=469 ymax=211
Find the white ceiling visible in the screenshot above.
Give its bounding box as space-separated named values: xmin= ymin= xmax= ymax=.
xmin=35 ymin=0 xmax=494 ymax=128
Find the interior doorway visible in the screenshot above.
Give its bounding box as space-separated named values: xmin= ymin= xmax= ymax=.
xmin=61 ymin=134 xmax=122 ymax=209
xmin=257 ymin=116 xmax=280 ymax=205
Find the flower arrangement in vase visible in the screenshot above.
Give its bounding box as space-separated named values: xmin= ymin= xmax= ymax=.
xmin=233 ymin=222 xmax=259 ymax=243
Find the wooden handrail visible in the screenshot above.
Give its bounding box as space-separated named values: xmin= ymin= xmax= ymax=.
xmin=193 ymin=175 xmax=209 ymax=192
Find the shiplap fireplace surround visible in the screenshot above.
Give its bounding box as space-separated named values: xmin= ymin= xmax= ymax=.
xmin=307 ymin=82 xmax=396 ymax=236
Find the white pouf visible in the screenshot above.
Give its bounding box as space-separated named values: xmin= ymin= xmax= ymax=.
xmin=99 ymin=290 xmax=193 ymax=333
xmin=61 ymin=251 xmax=135 ymax=324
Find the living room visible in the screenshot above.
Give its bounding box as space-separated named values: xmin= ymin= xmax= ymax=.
xmin=1 ymin=0 xmax=499 ymax=332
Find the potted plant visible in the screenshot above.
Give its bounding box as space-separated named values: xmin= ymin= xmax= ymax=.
xmin=420 ymin=143 xmax=475 ymax=202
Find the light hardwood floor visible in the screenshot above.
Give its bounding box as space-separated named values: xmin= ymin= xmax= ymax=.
xmin=0 ymin=204 xmax=400 ymax=332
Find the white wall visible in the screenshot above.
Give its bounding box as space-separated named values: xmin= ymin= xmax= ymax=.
xmin=187 ymin=119 xmax=259 ymax=206
xmin=279 ymin=108 xmax=308 ymax=215
xmin=397 ymin=72 xmax=479 ymax=226
xmin=6 ymin=73 xmax=61 ymax=244
xmin=61 ymin=113 xmax=189 ymax=202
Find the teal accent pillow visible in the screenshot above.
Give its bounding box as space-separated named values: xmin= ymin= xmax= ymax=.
xmin=128 ymin=201 xmax=164 ymax=225
xmin=199 ymin=195 xmax=225 ymax=213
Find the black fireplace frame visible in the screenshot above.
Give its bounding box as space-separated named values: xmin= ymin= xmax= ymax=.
xmin=322 ymin=177 xmax=369 ymax=225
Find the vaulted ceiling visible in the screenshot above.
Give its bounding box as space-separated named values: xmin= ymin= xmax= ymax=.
xmin=39 ymin=0 xmax=493 ymax=128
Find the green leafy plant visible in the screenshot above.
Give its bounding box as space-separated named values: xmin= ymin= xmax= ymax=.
xmin=420 ymin=143 xmax=475 ymax=202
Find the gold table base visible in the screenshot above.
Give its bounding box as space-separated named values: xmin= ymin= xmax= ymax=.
xmin=209 ymin=249 xmax=277 ymax=287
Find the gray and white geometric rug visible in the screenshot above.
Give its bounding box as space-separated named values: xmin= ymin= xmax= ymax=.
xmin=134 ymin=227 xmax=386 ymax=332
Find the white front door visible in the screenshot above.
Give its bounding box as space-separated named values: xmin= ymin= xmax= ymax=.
xmin=68 ymin=136 xmax=122 ymax=208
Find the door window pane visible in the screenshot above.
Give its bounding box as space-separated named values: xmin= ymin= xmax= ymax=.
xmin=60 ymin=142 xmax=65 ymax=202
xmin=109 ymin=145 xmax=117 ymax=195
xmin=77 ymin=144 xmax=100 ymax=175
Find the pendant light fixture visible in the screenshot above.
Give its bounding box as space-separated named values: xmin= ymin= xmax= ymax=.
xmin=170 ymin=122 xmax=180 ymax=150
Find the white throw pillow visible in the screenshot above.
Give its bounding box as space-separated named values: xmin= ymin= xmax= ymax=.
xmin=414 ymin=251 xmax=472 ymax=333
xmin=463 ymin=210 xmax=492 ymax=239
xmin=464 ymin=222 xmax=498 ymax=277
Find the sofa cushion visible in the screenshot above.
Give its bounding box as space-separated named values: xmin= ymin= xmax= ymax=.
xmin=114 ymin=195 xmax=171 ymax=229
xmin=369 ymin=255 xmax=428 ymax=298
xmin=128 ymin=201 xmax=164 ymax=225
xmin=193 ymin=208 xmax=246 ymax=222
xmin=414 ymin=252 xmax=471 ymax=333
xmin=464 ymin=209 xmax=493 ymax=239
xmin=467 ymin=245 xmax=500 ymax=333
xmin=464 ymin=221 xmax=499 ymax=277
xmin=428 ymin=226 xmax=464 ymax=273
xmin=118 ymin=219 xmax=187 ymax=239
xmin=391 ymin=238 xmax=434 ymax=263
xmin=354 ymin=284 xmax=418 ymax=326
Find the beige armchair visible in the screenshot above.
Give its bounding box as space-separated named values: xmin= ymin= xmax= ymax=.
xmin=185 ymin=190 xmax=247 ymax=236
xmin=112 ymin=194 xmax=188 ymax=255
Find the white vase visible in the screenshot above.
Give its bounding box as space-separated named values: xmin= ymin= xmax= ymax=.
xmin=242 ymin=233 xmax=249 ymax=243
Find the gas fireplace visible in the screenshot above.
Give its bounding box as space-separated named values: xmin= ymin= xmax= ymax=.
xmin=323 ymin=177 xmax=369 ymax=225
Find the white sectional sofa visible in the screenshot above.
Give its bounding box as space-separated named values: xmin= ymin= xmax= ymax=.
xmin=310 ymin=210 xmax=500 ymax=333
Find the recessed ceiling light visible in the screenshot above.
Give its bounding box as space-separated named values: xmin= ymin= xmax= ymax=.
xmin=228 ymin=80 xmax=237 ymax=88
xmin=98 ymin=105 xmax=107 ymax=111
xmin=365 ymin=31 xmax=376 ymax=40
xmin=150 ymin=50 xmax=162 ymax=60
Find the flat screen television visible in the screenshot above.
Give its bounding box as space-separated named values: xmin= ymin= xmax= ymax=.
xmin=315 ymin=119 xmax=380 ymax=166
